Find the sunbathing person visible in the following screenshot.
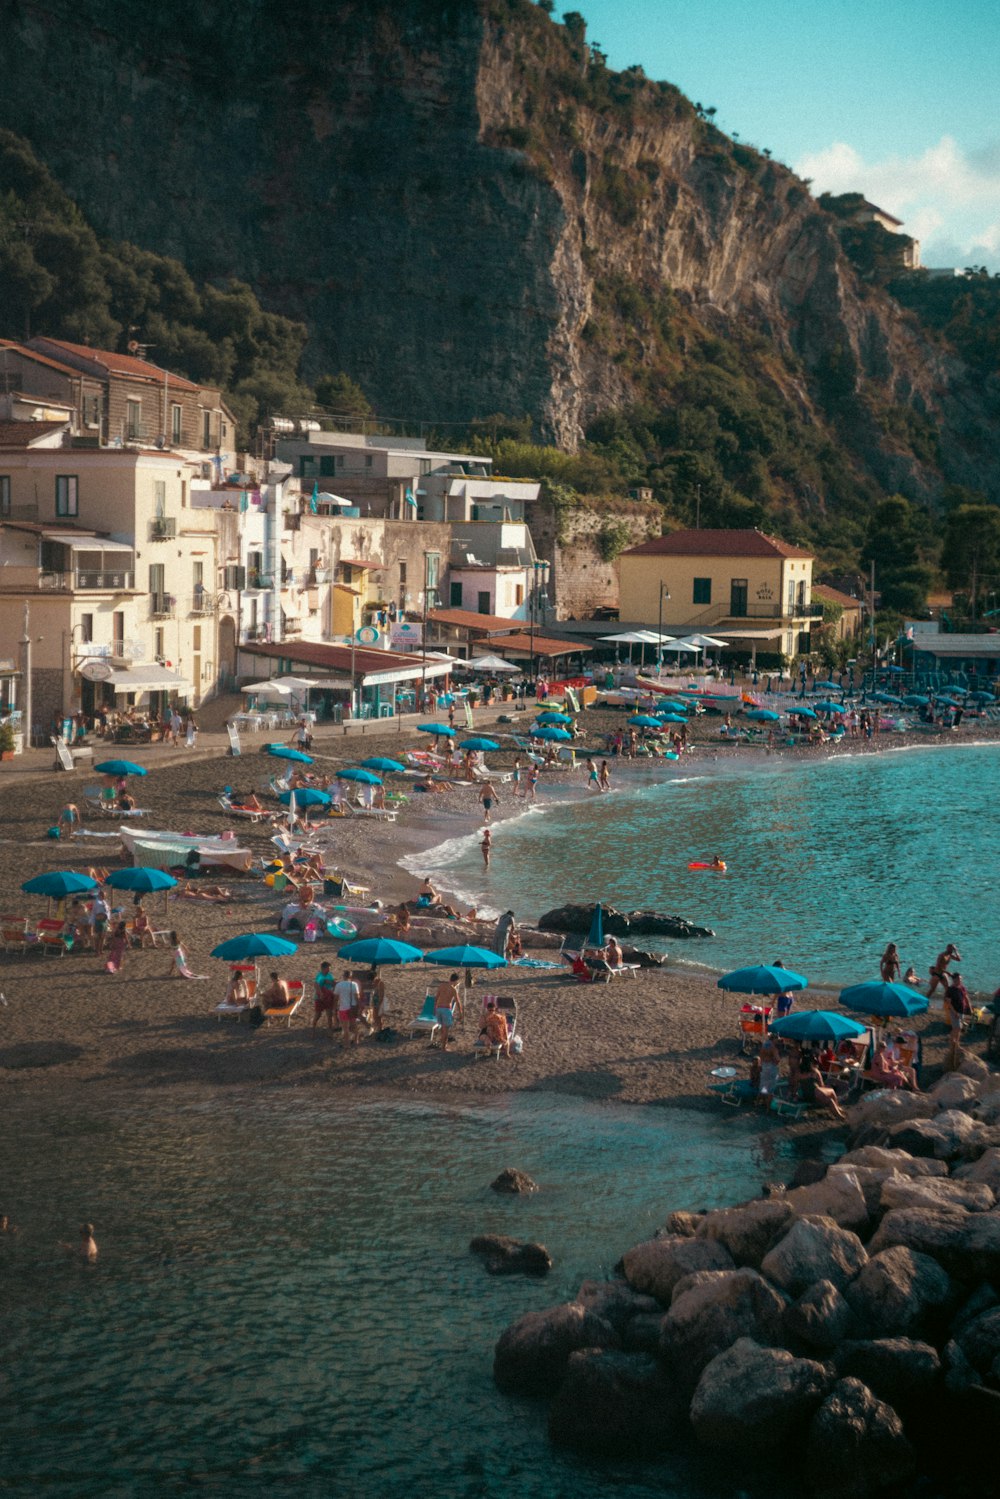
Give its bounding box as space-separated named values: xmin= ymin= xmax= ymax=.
xmin=387 ymin=903 xmax=413 ymax=935
xmin=230 ymin=791 xmax=264 ymax=812
xmin=797 ymin=1058 xmax=847 ymax=1120
xmin=176 ymin=881 xmax=232 ymax=902
xmin=224 ymin=971 xmax=251 ymax=1008
xmin=869 ymin=1040 xmax=919 ymax=1092
xmin=605 ymin=935 xmax=623 ymax=969
xmin=412 ymin=877 xmax=461 ymax=920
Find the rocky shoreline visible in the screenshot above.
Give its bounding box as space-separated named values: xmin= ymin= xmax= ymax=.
xmin=492 ymin=1056 xmax=1000 ymax=1497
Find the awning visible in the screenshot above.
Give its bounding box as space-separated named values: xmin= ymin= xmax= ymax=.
xmin=362 ymin=659 xmax=454 ymax=687
xmin=714 ymin=628 xmax=784 ymax=642
xmin=309 ymin=678 xmax=353 ymax=691
xmin=105 ymin=663 xmax=193 ymax=693
xmin=42 ymin=533 xmax=134 ymax=553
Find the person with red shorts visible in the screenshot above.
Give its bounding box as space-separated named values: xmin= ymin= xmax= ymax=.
xmin=312 ymin=961 xmax=336 ymax=1036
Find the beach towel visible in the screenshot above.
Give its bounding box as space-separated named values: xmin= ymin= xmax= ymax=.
xmin=513 ymin=957 xmax=561 ymax=969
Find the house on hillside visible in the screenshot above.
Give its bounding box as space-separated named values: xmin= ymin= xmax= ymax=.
xmin=812 ymin=583 xmax=863 ymax=640
xmin=618 ymin=528 xmax=821 ymax=661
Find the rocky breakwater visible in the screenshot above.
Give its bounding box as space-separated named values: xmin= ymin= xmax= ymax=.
xmin=492 ymin=1055 xmax=1000 ymax=1496
xmin=538 ymin=904 xmax=714 ymax=941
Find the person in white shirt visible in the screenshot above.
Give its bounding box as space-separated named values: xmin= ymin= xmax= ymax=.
xmin=334 ymin=970 xmax=360 ymax=1047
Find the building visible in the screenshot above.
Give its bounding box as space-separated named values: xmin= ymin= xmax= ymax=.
xmin=846 ymin=201 xmax=920 ymax=269
xmin=237 ymin=639 xmax=455 ymax=719
xmin=618 ymin=528 xmax=820 ymax=660
xmin=812 ymin=583 xmax=864 ymax=640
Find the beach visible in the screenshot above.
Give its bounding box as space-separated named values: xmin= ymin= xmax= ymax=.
xmin=0 ymin=705 xmax=991 ymax=1122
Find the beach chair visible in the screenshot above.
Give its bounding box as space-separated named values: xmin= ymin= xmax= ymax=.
xmin=214 ymin=966 xmax=257 ymax=1020
xmin=1 ymin=919 xmax=31 ymax=956
xmin=408 ymin=993 xmax=441 ymax=1044
xmin=263 ymin=979 xmax=305 ymax=1028
xmin=84 ymin=786 xmax=107 ymax=816
xmin=473 ymin=996 xmax=519 ymax=1061
xmin=217 ymin=794 xmax=266 ymax=823
xmin=35 ymin=918 xmax=73 ymax=956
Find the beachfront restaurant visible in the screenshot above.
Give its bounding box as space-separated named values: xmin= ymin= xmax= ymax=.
xmin=236 ymin=640 xmax=456 ymax=719
xmin=909 ymin=632 xmax=1000 ymax=689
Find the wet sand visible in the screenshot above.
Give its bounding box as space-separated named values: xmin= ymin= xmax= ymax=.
xmin=0 ymin=709 xmax=991 ymax=1128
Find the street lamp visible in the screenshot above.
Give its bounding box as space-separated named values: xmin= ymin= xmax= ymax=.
xmin=529 ymin=559 xmax=549 ymax=686
xmin=657 ymin=582 xmax=670 ymax=675
xmin=421 ymin=550 xmax=438 ymax=714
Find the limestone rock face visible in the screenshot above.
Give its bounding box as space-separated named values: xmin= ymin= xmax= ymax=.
xmin=954 ymin=1306 xmax=1000 ymax=1380
xmin=928 ymin=1074 xmax=981 ymax=1112
xmin=844 ymin=1246 xmax=954 ymax=1339
xmin=806 ymin=1378 xmax=916 ymax=1498
xmin=548 ymin=1349 xmax=683 ymax=1455
xmin=493 ymin=1302 xmax=619 ymax=1395
xmin=659 ymin=1269 xmax=788 ymax=1385
xmin=883 ymin=1110 xmax=991 ymax=1161
xmin=621 ymin=1235 xmax=735 ymax=1304
xmin=694 ymin=1198 xmax=795 ymax=1267
xmin=689 ymin=1337 xmax=831 ymax=1450
xmin=761 ymin=1216 xmax=868 ymax=1297
xmin=953 ymin=1146 xmax=1000 ymax=1196
xmin=836 ymin=1146 xmax=947 ymax=1178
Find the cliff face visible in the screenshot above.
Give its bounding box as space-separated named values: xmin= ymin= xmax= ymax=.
xmin=0 ymin=0 xmax=994 ymax=495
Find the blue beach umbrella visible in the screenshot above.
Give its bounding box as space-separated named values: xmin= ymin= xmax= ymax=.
xmin=627 ymin=715 xmax=663 ymax=728
xmin=423 ymin=945 xmax=507 ymax=969
xmin=718 ymin=964 xmax=809 ymax=995
xmin=417 ymin=722 xmax=456 ymax=737
xmin=838 ymin=981 xmax=929 ymax=1018
xmin=362 ymin=757 xmax=406 ymax=773
xmin=532 ymin=725 xmax=572 ymax=741
xmin=22 ymin=870 xmax=98 ymax=898
xmin=586 ymin=903 xmax=604 ymax=949
xmin=657 ymin=713 xmax=687 ymax=724
xmin=769 ymin=1010 xmax=868 ymax=1043
xmin=746 ymin=709 xmax=781 ymax=723
xmin=278 ymin=787 xmax=331 ymax=808
xmin=811 ymin=680 xmax=841 ymax=691
xmin=535 ymin=711 xmax=572 ymax=725
xmin=902 ymin=695 xmax=929 ymax=706
xmin=869 ymin=692 xmax=901 ymax=705
xmin=337 ymin=767 xmax=382 ymax=785
xmin=267 ymin=744 xmax=314 ymax=765
xmin=936 ymin=697 xmax=963 ymax=709
xmin=460 ymin=737 xmax=501 ymax=752
xmin=105 ymin=868 xmax=178 ymax=893
xmin=338 ymin=937 xmax=424 ymax=965
xmin=968 ymin=690 xmax=995 ymax=702
xmin=94 ymin=759 xmax=148 ymax=777
xmin=812 ymin=701 xmax=843 ymax=714
xmin=792 ymin=705 xmax=818 ymax=719
xmin=211 ymin=933 xmax=298 ymax=961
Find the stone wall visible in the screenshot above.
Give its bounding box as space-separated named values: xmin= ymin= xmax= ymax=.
xmin=530 ymin=499 xmax=660 ymax=620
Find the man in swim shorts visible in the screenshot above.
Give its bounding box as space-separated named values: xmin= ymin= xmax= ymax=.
xmin=478 ymin=781 xmax=498 ymax=823
xmin=928 ymin=943 xmax=961 ymax=997
xmin=433 ymin=972 xmax=463 ymax=1049
xmin=312 ymin=961 xmax=336 ymax=1036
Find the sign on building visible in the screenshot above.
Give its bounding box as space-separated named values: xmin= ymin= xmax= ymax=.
xmin=390 ymin=621 xmax=422 ymax=648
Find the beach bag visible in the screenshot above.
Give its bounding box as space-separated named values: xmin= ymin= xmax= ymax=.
xmin=47 ymin=826 xmax=61 ymax=840
xmin=303 ymin=922 xmax=319 ymax=943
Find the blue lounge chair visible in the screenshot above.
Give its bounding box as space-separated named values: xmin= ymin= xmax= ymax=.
xmin=409 ymin=993 xmax=440 ymax=1044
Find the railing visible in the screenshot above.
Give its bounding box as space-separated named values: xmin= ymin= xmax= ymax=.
xmin=76 ymin=570 xmax=135 ymax=590
xmin=248 ymin=574 xmax=273 ymax=590
xmin=190 ymin=594 xmax=214 ymax=614
xmin=149 ymin=518 xmax=177 ymax=541
xmin=150 ymin=595 xmax=175 ymax=619
xmin=686 ymin=600 xmax=825 ymax=625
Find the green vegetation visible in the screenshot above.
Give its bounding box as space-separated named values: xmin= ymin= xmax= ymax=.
xmin=889 ymin=267 xmax=1000 ymax=375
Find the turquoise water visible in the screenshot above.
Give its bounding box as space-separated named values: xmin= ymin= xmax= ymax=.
xmin=415 ymin=741 xmax=999 ymax=993
xmin=0 ymin=1091 xmax=833 ymax=1499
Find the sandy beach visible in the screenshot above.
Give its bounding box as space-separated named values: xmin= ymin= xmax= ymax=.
xmin=0 ymin=706 xmax=993 ymax=1127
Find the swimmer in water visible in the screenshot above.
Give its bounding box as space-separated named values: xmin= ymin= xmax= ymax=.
xmin=61 ymin=1222 xmax=98 ymax=1262
xmin=710 ymin=854 xmax=726 ymax=870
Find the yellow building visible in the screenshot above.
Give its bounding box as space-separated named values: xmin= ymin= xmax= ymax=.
xmin=618 ymin=528 xmax=819 ymax=660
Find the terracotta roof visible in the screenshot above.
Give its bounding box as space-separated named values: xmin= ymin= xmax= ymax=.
xmin=813 ymin=583 xmax=863 ymax=609
xmin=623 ymin=528 xmax=813 ymax=561
xmin=242 ymin=640 xmax=441 ymax=676
xmin=340 ymin=558 xmax=385 ymax=569
xmin=0 ymin=339 xmax=85 ymax=377
xmin=493 ymin=633 xmax=590 ymax=657
xmin=30 ymin=338 xmax=201 ymax=393
xmin=0 ymin=419 xmax=69 ymax=448
xmin=429 ymin=607 xmax=521 ymax=633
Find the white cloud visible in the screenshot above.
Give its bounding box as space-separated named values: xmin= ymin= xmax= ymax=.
xmin=795 ymin=135 xmax=1000 ymax=271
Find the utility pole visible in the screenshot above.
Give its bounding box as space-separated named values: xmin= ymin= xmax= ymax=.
xmin=20 ymin=602 xmax=31 ymax=752
xmin=695 ymin=484 xmax=701 ymax=529
xmin=657 ymin=582 xmax=670 ymax=675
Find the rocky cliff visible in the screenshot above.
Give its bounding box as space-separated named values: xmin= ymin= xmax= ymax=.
xmin=1 ymin=0 xmax=995 ymax=498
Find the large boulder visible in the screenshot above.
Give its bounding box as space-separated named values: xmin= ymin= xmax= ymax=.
xmin=953 ymin=1306 xmax=1000 ymax=1380
xmin=575 ymin=1278 xmax=662 ymax=1335
xmin=953 ymin=1146 xmax=1000 ymax=1196
xmin=493 ymin=1302 xmax=620 ymax=1395
xmin=661 ymin=1209 xmax=703 ymax=1237
xmin=958 ymin=1054 xmax=992 ymax=1082
xmin=806 ymin=1378 xmax=916 ymax=1498
xmin=621 ymin=1235 xmax=734 ymax=1304
xmin=877 ymin=1175 xmax=994 ymax=1215
xmin=689 ymin=1338 xmax=831 ymax=1451
xmin=547 ymin=1348 xmax=683 ymax=1455
xmin=784 ymin=1279 xmax=858 ymax=1352
xmin=928 ymin=1074 xmax=981 ymax=1112
xmin=825 ymin=1163 xmax=902 ymax=1218
xmin=659 ymin=1269 xmax=788 ymax=1386
xmin=869 ymin=1205 xmax=1000 ymax=1281
xmin=490 ymin=1167 xmax=538 ymax=1194
xmin=761 ymin=1216 xmax=868 ymax=1297
xmin=883 ymin=1109 xmax=991 ymax=1161
xmin=536 ymin=904 xmax=714 ymax=939
xmin=694 ymin=1198 xmax=795 ymax=1267
xmin=972 ymin=1094 xmax=1000 ymax=1126
xmin=784 ymin=1169 xmax=870 ymax=1231
xmin=835 ymin=1145 xmax=947 ymax=1178
xmin=833 ymin=1338 xmax=941 ymax=1411
xmin=844 ymin=1246 xmax=954 ymax=1339
xmin=850 ymin=1090 xmax=936 ymax=1129
xmin=470 ymin=1234 xmax=552 ymax=1276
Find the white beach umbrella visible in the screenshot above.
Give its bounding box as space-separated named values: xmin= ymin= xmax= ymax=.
xmin=465 ymin=654 xmax=521 ymax=672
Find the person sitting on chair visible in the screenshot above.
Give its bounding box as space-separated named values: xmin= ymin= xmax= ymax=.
xmin=605 ymin=935 xmax=623 ymax=969
xmin=224 ymin=971 xmax=251 ymax=1008
xmin=798 ymin=1057 xmax=847 ymax=1120
xmin=479 ymin=999 xmax=511 ymax=1057
xmin=260 ymin=972 xmax=290 ymax=1010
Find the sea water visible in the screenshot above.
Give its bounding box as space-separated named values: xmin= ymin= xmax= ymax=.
xmin=414 ymin=741 xmax=999 ymax=993
xmin=0 ymin=1090 xmax=836 ymax=1499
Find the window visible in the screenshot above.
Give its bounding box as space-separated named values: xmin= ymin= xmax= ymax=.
xmin=424 ymin=552 xmax=440 ymax=598
xmin=320 ymin=457 xmax=336 ymax=477
xmin=693 ymin=577 xmax=711 ymax=605
xmin=0 ymin=476 xmax=9 ymax=516
xmin=113 ymin=611 xmax=125 ymax=652
xmin=478 ymin=591 xmax=490 ymax=614
xmin=730 ymin=578 xmax=748 ymax=617
xmin=515 ymin=584 xmax=524 ymax=606
xmin=787 ymin=579 xmax=796 ymax=613
xmin=171 ymin=404 xmax=182 ymax=444
xmin=126 ymin=400 xmax=141 ymax=439
xmin=154 ymin=480 xmax=166 ymax=517
xmin=450 ymin=580 xmax=463 ymax=607
xmin=202 ymin=410 xmax=212 ymax=448
xmin=149 ymin=564 xmax=165 ymax=611
xmin=364 ymin=455 xmax=373 ymax=469
xmin=154 ymin=628 xmax=164 ymax=659
xmin=193 ymin=560 xmax=204 ymax=590
xmin=55 ymin=475 xmax=78 ymax=517
xmin=83 ymin=394 xmax=100 ymax=429
xmin=398 ymin=561 xmax=407 ymax=586
xmin=80 ymin=613 xmax=93 ymax=644
xmin=193 ymin=626 xmax=202 ymax=652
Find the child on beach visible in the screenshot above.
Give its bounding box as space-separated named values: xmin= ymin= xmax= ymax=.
xmin=104 ymin=921 xmax=129 ymax=974
xmin=165 ymin=932 xmax=204 ymax=979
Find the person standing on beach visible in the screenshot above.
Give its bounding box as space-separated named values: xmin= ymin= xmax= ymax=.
xmin=928 ymin=943 xmax=961 ymax=997
xmin=104 ymin=921 xmax=129 ymax=974
xmin=586 ymin=758 xmax=601 ymax=792
xmin=511 ymin=756 xmax=522 ymax=799
xmin=880 ymin=943 xmax=902 ymax=983
xmin=480 ymin=827 xmax=492 ymax=868
xmin=598 ymin=760 xmax=611 ymax=792
xmin=479 ymin=780 xmax=498 ymax=824
xmin=312 ymin=961 xmax=337 ymax=1037
xmin=945 ymin=972 xmax=972 ymax=1069
xmin=495 ymin=910 xmax=515 ymax=957
xmin=527 ymin=764 xmax=539 ymax=802
xmin=89 ymin=892 xmax=110 ymax=957
xmin=58 ymin=801 xmax=81 ymax=839
xmin=432 ymin=973 xmax=463 ymax=1049
xmin=334 ymin=969 xmax=360 ymax=1046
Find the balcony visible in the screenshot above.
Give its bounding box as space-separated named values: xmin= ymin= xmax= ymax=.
xmin=190 ymin=593 xmax=214 ymax=615
xmin=149 ymin=517 xmax=177 ymax=541
xmin=150 ymin=594 xmax=175 ymax=619
xmin=248 ymin=573 xmax=274 ymax=590
xmin=686 ymin=600 xmax=825 ymax=626
xmin=76 ymin=570 xmax=135 ymax=591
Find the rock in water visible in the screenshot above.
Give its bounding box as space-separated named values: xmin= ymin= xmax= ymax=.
xmin=548 ymin=1348 xmax=684 ymax=1456
xmin=490 ymin=1167 xmax=538 ymax=1194
xmin=689 ymin=1338 xmax=832 ymax=1450
xmin=536 ymin=904 xmax=714 ymax=939
xmin=470 ymin=1234 xmax=551 ymax=1276
xmin=806 ymin=1378 xmax=916 ymax=1498
xmin=493 ymin=1302 xmax=620 ymax=1396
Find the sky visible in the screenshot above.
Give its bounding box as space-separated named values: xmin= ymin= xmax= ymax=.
xmin=562 ymin=0 xmax=1000 ymax=272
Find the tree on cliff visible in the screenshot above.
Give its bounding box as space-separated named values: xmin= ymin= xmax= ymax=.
xmin=861 ymin=495 xmax=935 ymax=615
xmin=941 ymin=504 xmax=1000 ymax=622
